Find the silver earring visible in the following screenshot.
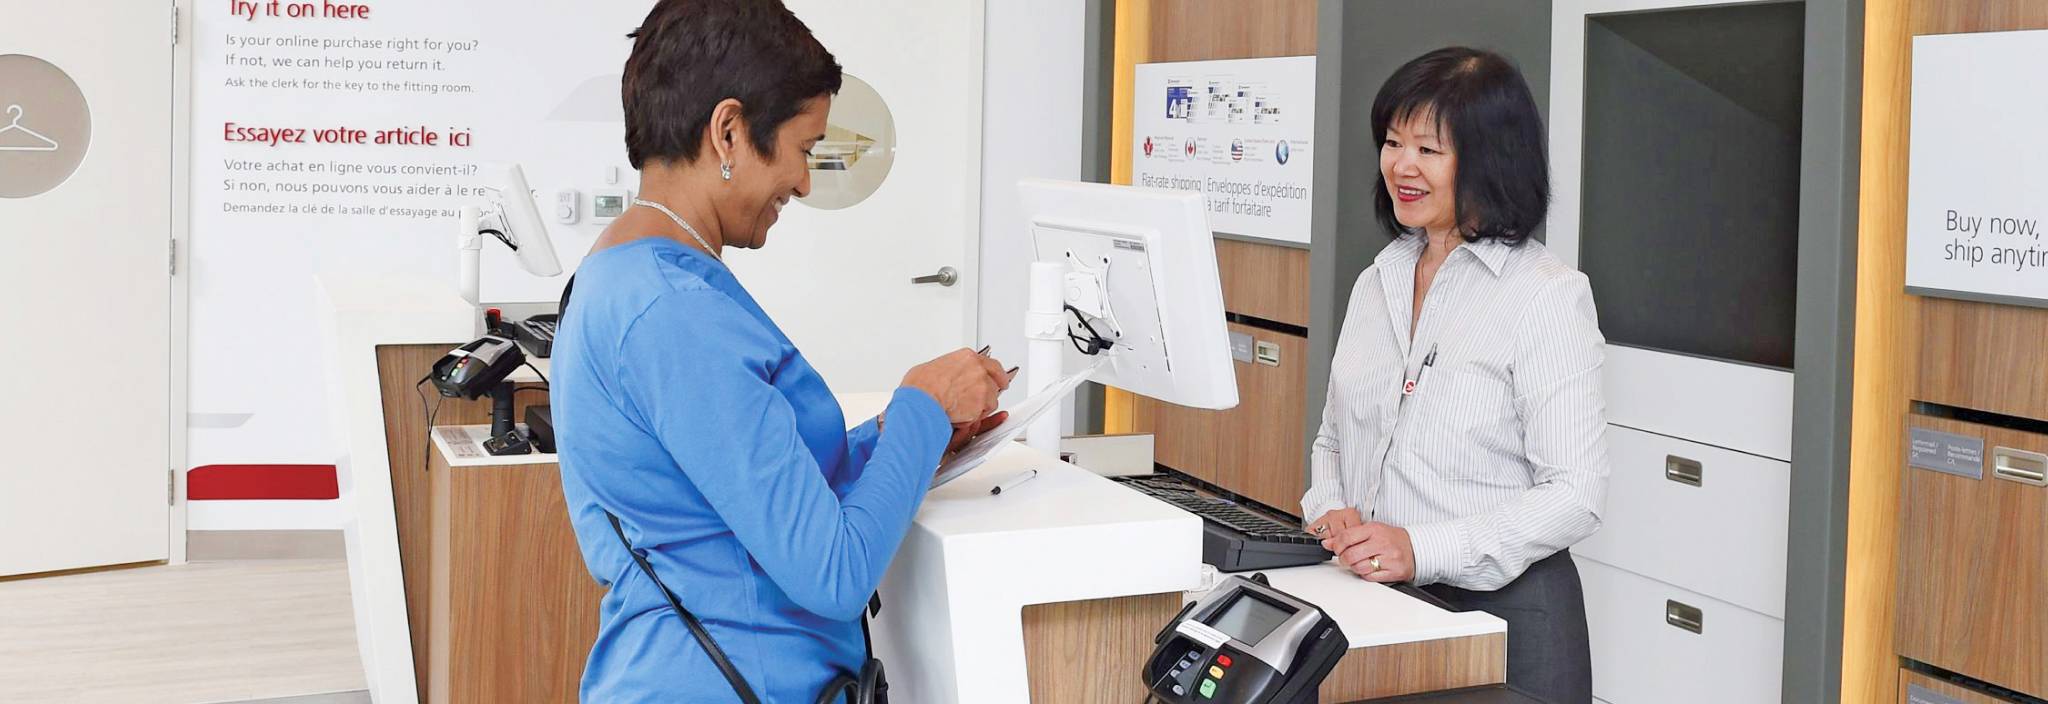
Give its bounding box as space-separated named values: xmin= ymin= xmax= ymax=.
xmin=720 ymin=163 xmax=732 ymax=181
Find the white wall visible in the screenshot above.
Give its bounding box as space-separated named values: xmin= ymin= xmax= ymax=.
xmin=976 ymin=0 xmax=1088 ymax=427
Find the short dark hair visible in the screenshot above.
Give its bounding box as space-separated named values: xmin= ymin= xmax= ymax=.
xmin=623 ymin=0 xmax=843 ymax=170
xmin=1371 ymin=47 xmax=1548 ymax=245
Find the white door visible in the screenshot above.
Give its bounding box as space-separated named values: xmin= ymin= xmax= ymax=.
xmin=724 ymin=0 xmax=984 ymax=393
xmin=0 ymin=0 xmax=174 ymax=576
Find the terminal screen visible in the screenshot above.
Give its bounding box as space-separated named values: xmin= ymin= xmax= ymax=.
xmin=1208 ymin=592 xmax=1292 ymax=645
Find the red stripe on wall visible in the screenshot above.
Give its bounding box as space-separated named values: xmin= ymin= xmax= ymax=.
xmin=187 ymin=464 xmax=340 ymax=501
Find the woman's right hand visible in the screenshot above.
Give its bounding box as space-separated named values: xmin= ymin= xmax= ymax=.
xmin=902 ymin=348 xmax=1011 ymax=424
xmin=1308 ymin=507 xmax=1363 ymax=541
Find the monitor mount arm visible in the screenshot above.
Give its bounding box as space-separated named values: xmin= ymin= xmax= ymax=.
xmin=1023 ymin=256 xmax=1121 ymax=455
xmin=455 ymin=199 xmax=519 ymax=309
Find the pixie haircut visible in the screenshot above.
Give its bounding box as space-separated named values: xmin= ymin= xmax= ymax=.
xmin=622 ymin=0 xmax=843 ymax=170
xmin=1371 ymin=47 xmax=1548 ymax=245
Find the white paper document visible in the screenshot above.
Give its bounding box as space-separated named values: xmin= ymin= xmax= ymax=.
xmin=931 ymin=359 xmax=1106 ymax=489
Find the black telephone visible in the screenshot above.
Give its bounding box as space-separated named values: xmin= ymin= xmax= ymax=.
xmin=1144 ymin=573 xmax=1348 ymax=704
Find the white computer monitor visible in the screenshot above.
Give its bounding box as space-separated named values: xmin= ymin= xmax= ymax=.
xmin=490 ymin=164 xmax=564 ymax=277
xmin=1017 ymin=178 xmax=1238 ymax=410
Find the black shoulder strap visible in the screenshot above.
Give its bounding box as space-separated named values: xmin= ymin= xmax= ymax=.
xmin=556 ymin=275 xmax=575 ymax=322
xmin=605 ymin=510 xmax=762 ymax=704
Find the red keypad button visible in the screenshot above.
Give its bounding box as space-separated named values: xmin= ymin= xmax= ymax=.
xmin=1217 ymin=655 xmax=1232 ymax=668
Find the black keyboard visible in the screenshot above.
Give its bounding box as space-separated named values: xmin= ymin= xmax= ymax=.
xmin=511 ymin=315 xmax=558 ymax=358
xmin=1115 ymin=468 xmax=1333 ymax=572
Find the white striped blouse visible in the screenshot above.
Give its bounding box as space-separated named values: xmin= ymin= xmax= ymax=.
xmin=1301 ymin=233 xmax=1609 ymax=591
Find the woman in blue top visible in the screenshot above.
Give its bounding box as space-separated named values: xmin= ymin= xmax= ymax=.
xmin=550 ymin=1 xmax=1012 ymax=701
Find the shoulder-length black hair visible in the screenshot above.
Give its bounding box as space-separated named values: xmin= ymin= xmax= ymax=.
xmin=622 ymin=0 xmax=843 ymax=170
xmin=1371 ymin=47 xmax=1548 ymax=245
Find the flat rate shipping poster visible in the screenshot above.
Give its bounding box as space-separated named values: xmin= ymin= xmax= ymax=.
xmin=191 ymin=2 xmax=643 ymax=469
xmin=1131 ymin=56 xmax=1317 ymax=245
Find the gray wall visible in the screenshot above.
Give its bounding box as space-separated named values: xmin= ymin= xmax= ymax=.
xmin=1784 ymin=0 xmax=1862 ymax=701
xmin=1305 ymin=0 xmax=1554 ymax=484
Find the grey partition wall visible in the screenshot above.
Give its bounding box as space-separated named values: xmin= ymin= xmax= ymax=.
xmin=1305 ymin=0 xmax=1554 ymax=489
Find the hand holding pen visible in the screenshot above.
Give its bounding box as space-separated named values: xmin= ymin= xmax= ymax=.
xmin=944 ymin=346 xmax=1018 ymax=454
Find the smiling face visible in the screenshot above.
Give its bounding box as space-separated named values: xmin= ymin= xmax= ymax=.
xmin=1378 ymin=108 xmax=1459 ymax=237
xmin=719 ymin=96 xmax=830 ymax=248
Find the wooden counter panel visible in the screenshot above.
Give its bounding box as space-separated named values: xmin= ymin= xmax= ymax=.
xmin=1895 ymin=414 xmax=2048 ymax=699
xmin=375 ymin=343 xmax=549 ymax=702
xmin=1023 ymin=591 xmax=1185 ymax=704
xmin=1318 ymin=633 xmax=1507 ymax=703
xmin=1917 ymin=296 xmax=2048 ymax=422
xmin=429 ymin=452 xmax=602 ymax=704
xmin=1022 ymin=590 xmax=1504 ymax=703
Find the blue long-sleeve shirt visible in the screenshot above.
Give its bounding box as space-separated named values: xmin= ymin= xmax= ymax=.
xmin=551 ymin=237 xmax=951 ymax=702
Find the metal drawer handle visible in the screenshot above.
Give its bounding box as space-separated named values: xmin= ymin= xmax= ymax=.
xmin=1994 ymin=447 xmax=2048 ymax=486
xmin=1665 ymin=600 xmax=1704 ymax=634
xmin=1665 ymin=455 xmax=1703 ymax=487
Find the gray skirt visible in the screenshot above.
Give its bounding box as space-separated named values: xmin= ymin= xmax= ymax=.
xmin=1420 ymin=550 xmax=1592 ymax=704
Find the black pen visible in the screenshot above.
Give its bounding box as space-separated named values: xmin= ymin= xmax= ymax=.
xmin=1405 ymin=344 xmax=1438 ymax=396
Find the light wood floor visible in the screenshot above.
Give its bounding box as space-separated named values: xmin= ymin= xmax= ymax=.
xmin=0 ymin=559 xmax=367 ymax=703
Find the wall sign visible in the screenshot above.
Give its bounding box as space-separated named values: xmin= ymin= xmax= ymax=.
xmin=1133 ymin=56 xmax=1316 ymax=245
xmin=801 ymin=73 xmax=895 ymax=210
xmin=1906 ymin=30 xmax=2048 ymax=307
xmin=0 ymin=54 xmax=91 ymax=199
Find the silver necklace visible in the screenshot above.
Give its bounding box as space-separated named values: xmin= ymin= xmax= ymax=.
xmin=631 ymin=197 xmax=721 ymax=262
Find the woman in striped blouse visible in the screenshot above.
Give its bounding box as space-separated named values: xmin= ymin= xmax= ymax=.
xmin=1301 ymin=47 xmax=1609 ymax=703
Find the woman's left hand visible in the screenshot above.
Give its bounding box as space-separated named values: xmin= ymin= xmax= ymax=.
xmin=946 ymin=410 xmax=1009 ymax=455
xmin=1322 ymin=522 xmax=1416 ymax=582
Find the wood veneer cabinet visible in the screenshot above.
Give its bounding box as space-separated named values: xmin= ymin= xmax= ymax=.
xmin=1895 ymin=413 xmax=2048 ymax=699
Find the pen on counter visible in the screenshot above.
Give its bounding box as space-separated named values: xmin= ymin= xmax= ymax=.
xmin=990 ymin=469 xmax=1038 ymax=495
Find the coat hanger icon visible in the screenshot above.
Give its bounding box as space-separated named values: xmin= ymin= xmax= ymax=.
xmin=0 ymin=105 xmax=61 ymax=152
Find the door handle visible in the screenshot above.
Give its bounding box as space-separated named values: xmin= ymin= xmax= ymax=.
xmin=911 ymin=266 xmax=960 ymax=287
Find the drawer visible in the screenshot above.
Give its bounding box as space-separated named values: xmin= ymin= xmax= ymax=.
xmin=1578 ymin=555 xmax=1783 ymax=704
xmin=1573 ymin=425 xmax=1790 ymax=618
xmin=1896 ymin=414 xmax=2048 ymax=698
xmin=1900 ymin=667 xmax=2022 ymax=704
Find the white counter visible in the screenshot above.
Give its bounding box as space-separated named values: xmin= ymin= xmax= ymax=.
xmin=317 ymin=274 xmax=479 ymax=704
xmin=325 ymin=283 xmax=1503 ymax=704
xmin=837 ymin=393 xmax=1506 ymax=703
xmin=1203 ymin=563 xmax=1506 ymax=650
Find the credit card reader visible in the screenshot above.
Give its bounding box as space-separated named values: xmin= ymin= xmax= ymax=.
xmin=1144 ymin=573 xmax=1347 ymax=703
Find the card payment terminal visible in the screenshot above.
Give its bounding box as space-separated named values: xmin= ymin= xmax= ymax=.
xmin=1144 ymin=573 xmax=1347 ymax=703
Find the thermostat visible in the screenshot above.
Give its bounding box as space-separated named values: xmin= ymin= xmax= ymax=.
xmin=592 ymin=189 xmax=630 ymax=224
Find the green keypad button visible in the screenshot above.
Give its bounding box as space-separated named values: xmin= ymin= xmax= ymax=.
xmin=1199 ymin=679 xmax=1218 ymax=698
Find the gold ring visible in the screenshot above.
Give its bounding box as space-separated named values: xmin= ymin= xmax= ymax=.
xmin=1369 ymin=557 xmax=1382 ymax=572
